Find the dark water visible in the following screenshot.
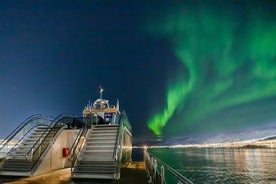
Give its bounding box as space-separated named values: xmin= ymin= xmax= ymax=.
xmin=149 ymin=147 xmax=276 ymax=184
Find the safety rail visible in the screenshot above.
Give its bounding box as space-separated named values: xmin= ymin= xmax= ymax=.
xmin=145 ymin=149 xmax=193 ymax=184
xmin=26 ymin=114 xmax=73 ymax=171
xmin=113 ymin=111 xmax=132 ymax=177
xmin=0 ymin=114 xmax=44 ymax=146
xmin=69 ymin=119 xmax=88 ymax=164
xmin=5 ymin=125 xmax=48 ymax=159
xmin=31 ymin=126 xmax=65 ymax=175
xmin=0 ymin=115 xmax=53 ymax=159
xmin=112 ymin=112 xmax=123 ymax=179
xmin=70 ymin=127 xmax=90 ymax=175
xmin=113 ymin=111 xmax=132 ymax=160
xmin=25 ymin=126 xmax=53 ymax=161
xmin=121 ymin=112 xmax=132 ymax=132
xmin=113 ymin=112 xmax=123 ymax=161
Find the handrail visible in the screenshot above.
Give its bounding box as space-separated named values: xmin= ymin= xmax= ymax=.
xmin=25 ymin=113 xmax=74 ymax=159
xmin=31 ymin=124 xmax=66 ymax=174
xmin=113 ymin=112 xmax=123 ymax=160
xmin=24 ymin=114 xmax=73 ymax=172
xmin=145 ymin=149 xmax=193 ymax=184
xmin=117 ymin=123 xmax=124 ymax=162
xmin=0 ymin=115 xmax=53 ymax=158
xmin=69 ymin=120 xmax=88 ymax=163
xmin=70 ymin=126 xmax=89 ymax=174
xmin=26 ymin=114 xmax=72 ymax=161
xmin=68 ymin=128 xmax=84 ymax=161
xmin=121 ymin=112 xmax=132 ymax=132
xmin=6 ymin=124 xmax=47 ymax=159
xmin=25 ymin=126 xmax=52 ymax=161
xmin=0 ymin=115 xmax=51 ymax=148
xmin=49 ymin=113 xmax=75 ymax=128
xmin=0 ymin=114 xmax=41 ymax=146
xmin=113 ymin=111 xmax=132 ymax=178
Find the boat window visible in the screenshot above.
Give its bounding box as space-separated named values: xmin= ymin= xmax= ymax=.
xmin=94 ymin=103 xmax=100 ymax=109
xmin=104 ymin=113 xmax=113 ymax=124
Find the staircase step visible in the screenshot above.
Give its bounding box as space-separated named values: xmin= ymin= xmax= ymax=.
xmin=94 ymin=125 xmax=118 ymax=128
xmin=93 ymin=129 xmax=118 ymax=133
xmin=72 ymin=172 xmax=116 ymax=179
xmin=75 ymin=167 xmax=116 ymax=173
xmin=72 ymin=125 xmax=121 ymax=179
xmin=89 ymin=135 xmax=116 ymax=139
xmin=9 ymin=156 xmax=28 ymax=159
xmin=0 ymin=125 xmax=58 ymax=176
xmin=16 ymin=148 xmax=32 ymax=151
xmin=86 ymin=142 xmax=115 ymax=146
xmin=1 ymin=163 xmax=31 ymax=167
xmin=0 ymin=167 xmax=31 ymax=172
xmin=91 ymin=133 xmax=117 ymax=136
xmin=33 ymin=130 xmax=51 ymax=133
xmin=78 ymin=157 xmax=115 ymax=162
xmin=87 ymin=138 xmax=116 ymax=142
xmin=80 ymin=151 xmax=113 ymax=156
xmin=31 ymin=134 xmax=46 ymax=137
xmin=89 ymin=134 xmax=116 ymax=137
xmin=84 ymin=148 xmax=114 ymax=152
xmin=77 ymin=161 xmax=116 ymax=165
xmin=24 ymin=139 xmax=39 ymax=142
xmin=85 ymin=144 xmax=115 ymax=147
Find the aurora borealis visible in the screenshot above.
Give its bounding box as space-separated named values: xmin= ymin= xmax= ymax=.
xmin=0 ymin=1 xmax=275 ymax=141
xmin=147 ymin=1 xmax=276 ymax=136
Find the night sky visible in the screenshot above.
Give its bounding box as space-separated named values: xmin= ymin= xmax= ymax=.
xmin=1 ymin=1 xmax=276 ymax=141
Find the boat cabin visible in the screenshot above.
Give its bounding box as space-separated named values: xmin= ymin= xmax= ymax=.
xmin=83 ymin=87 xmax=120 ymax=125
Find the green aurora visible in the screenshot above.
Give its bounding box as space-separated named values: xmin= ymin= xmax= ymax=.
xmin=147 ymin=2 xmax=276 ymax=136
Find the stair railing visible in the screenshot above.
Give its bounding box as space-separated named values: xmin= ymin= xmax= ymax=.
xmin=30 ymin=125 xmax=65 ymax=174
xmin=0 ymin=114 xmax=42 ymax=146
xmin=113 ymin=112 xmax=124 ymax=161
xmin=25 ymin=125 xmax=52 ymax=161
xmin=0 ymin=115 xmax=53 ymax=159
xmin=68 ymin=128 xmax=83 ymax=162
xmin=25 ymin=114 xmax=73 ymax=168
xmin=5 ymin=125 xmax=47 ymax=159
xmin=71 ymin=127 xmax=91 ymax=175
xmin=69 ymin=121 xmax=88 ymax=163
xmin=113 ymin=111 xmax=132 ymax=179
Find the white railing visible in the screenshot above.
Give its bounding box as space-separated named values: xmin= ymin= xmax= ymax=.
xmin=145 ymin=149 xmax=193 ymax=184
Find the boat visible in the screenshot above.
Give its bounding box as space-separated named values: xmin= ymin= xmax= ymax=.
xmin=0 ymin=87 xmax=132 ymax=180
xmin=0 ymin=87 xmax=192 ymax=184
xmin=72 ymin=86 xmax=133 ymax=179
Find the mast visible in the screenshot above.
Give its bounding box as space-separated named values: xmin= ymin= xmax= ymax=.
xmin=99 ymin=86 xmax=103 ymax=100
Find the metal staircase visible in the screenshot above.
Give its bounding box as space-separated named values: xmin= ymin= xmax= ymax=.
xmin=72 ymin=125 xmax=120 ymax=179
xmin=0 ymin=114 xmax=76 ymax=177
xmin=0 ymin=125 xmax=50 ymax=176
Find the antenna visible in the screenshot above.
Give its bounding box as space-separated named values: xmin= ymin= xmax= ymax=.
xmin=116 ymin=99 xmax=119 ymax=110
xmin=99 ymin=86 xmax=103 ymax=99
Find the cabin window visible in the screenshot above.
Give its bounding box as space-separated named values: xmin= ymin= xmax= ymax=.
xmin=104 ymin=113 xmax=113 ymax=124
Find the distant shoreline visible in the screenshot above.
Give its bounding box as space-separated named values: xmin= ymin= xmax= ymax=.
xmin=159 ymin=139 xmax=276 ymax=148
xmin=2 ymin=139 xmax=276 ymax=150
xmin=221 ymin=139 xmax=276 ymax=148
xmin=136 ymin=139 xmax=276 ymax=149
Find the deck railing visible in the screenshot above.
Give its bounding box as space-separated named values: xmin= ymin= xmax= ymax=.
xmin=26 ymin=114 xmax=74 ymax=174
xmin=69 ymin=122 xmax=88 ymax=165
xmin=0 ymin=115 xmax=53 ymax=159
xmin=144 ymin=149 xmax=193 ymax=184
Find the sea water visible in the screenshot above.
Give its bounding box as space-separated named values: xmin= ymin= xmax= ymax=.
xmin=148 ymin=147 xmax=276 ymax=184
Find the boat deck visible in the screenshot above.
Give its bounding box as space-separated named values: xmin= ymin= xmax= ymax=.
xmin=0 ymin=162 xmax=148 ymax=184
xmin=118 ymin=162 xmax=148 ymax=184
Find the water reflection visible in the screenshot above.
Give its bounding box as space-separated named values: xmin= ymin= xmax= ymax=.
xmin=150 ymin=148 xmax=276 ymax=183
